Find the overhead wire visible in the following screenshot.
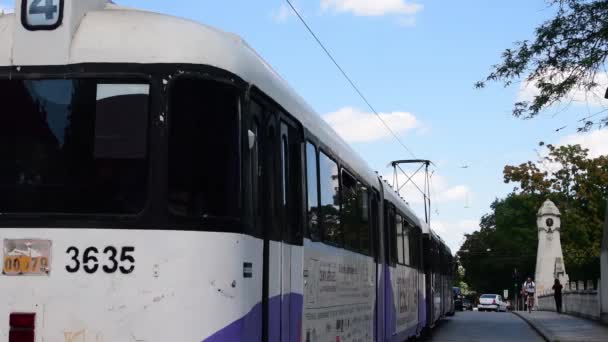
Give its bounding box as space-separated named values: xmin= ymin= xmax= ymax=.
xmin=284 ymin=0 xmax=417 ymax=159
xmin=283 ymin=0 xmax=469 ymax=216
xmin=286 ymin=0 xmax=605 ymax=205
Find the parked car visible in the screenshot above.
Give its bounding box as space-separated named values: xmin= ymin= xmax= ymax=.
xmin=478 ymin=294 xmax=508 ymax=312
xmin=462 ymin=298 xmax=473 ymax=311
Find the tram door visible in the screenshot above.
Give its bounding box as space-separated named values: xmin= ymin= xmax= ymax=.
xmin=253 ymin=96 xmax=303 ymax=342
xmin=279 ymin=118 xmax=303 ymax=342
xmin=370 ymin=190 xmax=382 ymax=341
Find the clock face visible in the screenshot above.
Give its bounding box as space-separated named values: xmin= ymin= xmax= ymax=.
xmin=546 ymin=218 xmax=554 ymax=227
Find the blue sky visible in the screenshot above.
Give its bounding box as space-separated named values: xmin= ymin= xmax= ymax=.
xmin=5 ymin=0 xmax=606 ymax=252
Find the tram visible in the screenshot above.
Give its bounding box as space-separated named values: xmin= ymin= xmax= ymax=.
xmin=0 ymin=1 xmax=454 ymax=341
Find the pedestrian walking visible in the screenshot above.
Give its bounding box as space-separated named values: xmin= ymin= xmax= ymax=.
xmin=523 ymin=277 xmax=536 ymax=313
xmin=552 ymin=278 xmax=563 ymax=313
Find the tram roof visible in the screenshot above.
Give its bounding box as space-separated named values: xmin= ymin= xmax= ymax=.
xmin=421 ymin=222 xmax=449 ymax=251
xmin=0 ymin=1 xmax=423 ymax=216
xmin=382 ymin=182 xmax=422 ymax=227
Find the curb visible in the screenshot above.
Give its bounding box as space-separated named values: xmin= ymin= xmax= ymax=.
xmin=512 ymin=311 xmax=554 ymax=342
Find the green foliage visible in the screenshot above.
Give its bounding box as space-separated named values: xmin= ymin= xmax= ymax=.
xmin=504 ymin=143 xmax=607 ymax=279
xmin=459 ymin=193 xmax=541 ymax=296
xmin=459 ymin=143 xmax=607 ymax=294
xmin=456 ymin=280 xmax=475 ymax=296
xmin=476 ymin=0 xmax=608 ymax=129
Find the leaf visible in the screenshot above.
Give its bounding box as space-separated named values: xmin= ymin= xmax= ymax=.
xmin=478 ymin=0 xmax=608 ymax=128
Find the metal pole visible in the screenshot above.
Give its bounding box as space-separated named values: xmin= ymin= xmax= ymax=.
xmin=514 ymin=285 xmax=517 ymax=311
xmin=426 ymin=162 xmax=431 ymax=225
xmin=423 ymin=165 xmax=428 ymax=224
xmin=394 ymin=164 xmax=401 ymax=190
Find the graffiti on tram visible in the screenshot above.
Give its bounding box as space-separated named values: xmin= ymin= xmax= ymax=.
xmin=303 ymin=245 xmax=375 ymax=342
xmin=393 ymin=266 xmax=418 ymax=330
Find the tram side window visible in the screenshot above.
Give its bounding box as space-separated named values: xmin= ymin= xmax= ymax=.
xmin=341 ymin=169 xmax=371 ymax=255
xmin=281 ymin=135 xmax=288 ymax=206
xmin=449 ymin=255 xmax=455 ymax=277
xmin=410 ymin=227 xmax=421 ymax=269
xmin=418 ymin=229 xmax=423 ymax=268
xmin=422 ymin=237 xmax=430 ymax=271
xmin=444 ymin=249 xmax=451 ymax=276
xmin=359 ymin=186 xmax=371 ymax=255
xmin=396 ymin=215 xmax=404 ymax=264
xmin=280 ymin=120 xmax=302 ymax=244
xmin=403 ymin=221 xmax=411 ymax=266
xmin=370 ymin=191 xmax=380 ymax=260
xmin=319 ymin=151 xmax=341 ymax=246
xmin=168 ymin=79 xmax=240 ymax=221
xmin=430 ymin=241 xmax=435 ymax=272
xmin=440 ymin=252 xmax=444 ymax=275
xmin=425 ymin=237 xmax=435 ymax=272
xmin=430 ymin=240 xmax=436 ymax=272
xmin=386 ymin=205 xmax=397 ymax=265
xmin=249 ymin=101 xmax=262 ymax=233
xmin=342 ymin=169 xmax=359 ymax=251
xmin=306 ymin=142 xmax=320 ymax=240
xmin=0 ymin=79 xmax=149 ymax=214
xmin=443 ymin=252 xmax=449 ymax=276
xmin=434 ymin=240 xmax=441 ymax=272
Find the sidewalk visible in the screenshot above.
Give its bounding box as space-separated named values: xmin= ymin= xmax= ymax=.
xmin=513 ymin=310 xmax=608 ymax=342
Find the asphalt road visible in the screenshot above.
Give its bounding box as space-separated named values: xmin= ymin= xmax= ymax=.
xmin=423 ymin=311 xmax=545 ymax=342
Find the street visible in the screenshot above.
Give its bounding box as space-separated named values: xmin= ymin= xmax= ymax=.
xmin=424 ymin=311 xmax=545 ymax=342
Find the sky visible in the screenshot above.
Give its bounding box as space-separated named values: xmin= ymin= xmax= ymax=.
xmin=3 ymin=0 xmax=606 ymax=252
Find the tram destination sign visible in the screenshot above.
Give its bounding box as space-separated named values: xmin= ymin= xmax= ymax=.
xmin=22 ymin=0 xmax=64 ymax=31
xmin=3 ymin=239 xmax=52 ymax=276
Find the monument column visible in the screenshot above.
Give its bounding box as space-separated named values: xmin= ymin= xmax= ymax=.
xmin=535 ymin=199 xmax=569 ymax=304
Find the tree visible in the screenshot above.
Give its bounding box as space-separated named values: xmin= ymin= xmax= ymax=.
xmin=458 ymin=194 xmax=540 ymax=295
xmin=459 ymin=143 xmax=607 ymax=293
xmin=476 ymin=0 xmax=608 ymax=130
xmin=504 ymin=143 xmax=608 ymax=279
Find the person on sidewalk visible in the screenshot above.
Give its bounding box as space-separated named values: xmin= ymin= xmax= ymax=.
xmin=523 ymin=277 xmax=536 ymax=313
xmin=552 ymin=278 xmax=563 ymax=313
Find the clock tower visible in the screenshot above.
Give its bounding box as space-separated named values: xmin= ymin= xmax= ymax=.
xmin=535 ymin=199 xmax=569 ymax=300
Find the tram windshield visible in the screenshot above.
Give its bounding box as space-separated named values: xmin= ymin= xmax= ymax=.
xmin=0 ymin=79 xmax=150 ymax=214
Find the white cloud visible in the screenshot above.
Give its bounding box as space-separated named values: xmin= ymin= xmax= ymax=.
xmin=384 ymin=171 xmax=471 ymax=205
xmin=437 ymin=185 xmax=469 ymax=203
xmin=558 ymin=128 xmax=608 ymax=158
xmin=323 ymin=107 xmax=419 ymax=143
xmin=431 ymin=219 xmax=479 ymax=253
xmin=271 ymin=3 xmax=293 ymax=23
xmin=320 ymin=0 xmax=423 ymax=17
xmin=518 ymin=72 xmax=608 ymax=108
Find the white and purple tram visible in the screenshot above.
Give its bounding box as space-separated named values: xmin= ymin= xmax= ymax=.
xmin=0 ymin=1 xmax=454 ymax=341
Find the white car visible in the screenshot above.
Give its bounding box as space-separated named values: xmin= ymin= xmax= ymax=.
xmin=478 ymin=294 xmax=508 ymax=312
